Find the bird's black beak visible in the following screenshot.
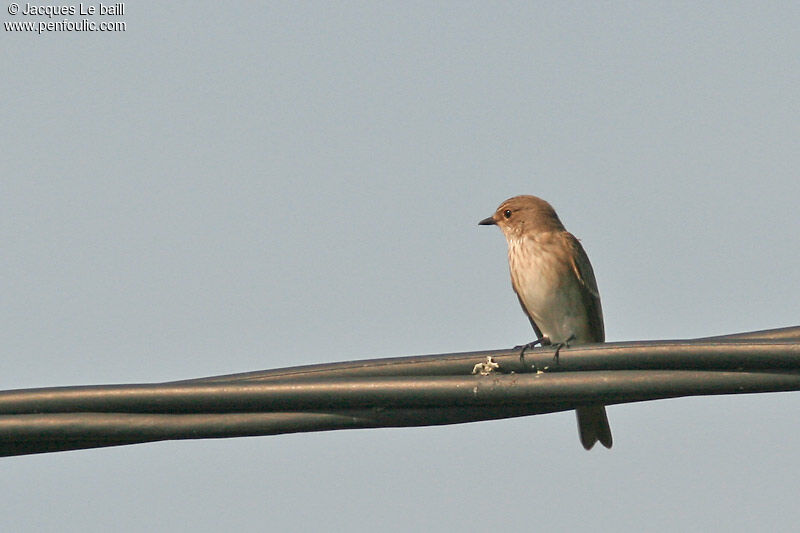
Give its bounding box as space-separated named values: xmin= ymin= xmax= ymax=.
xmin=478 ymin=216 xmax=496 ymax=226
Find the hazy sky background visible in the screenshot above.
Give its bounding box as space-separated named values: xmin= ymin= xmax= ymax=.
xmin=4 ymin=2 xmax=800 ymax=531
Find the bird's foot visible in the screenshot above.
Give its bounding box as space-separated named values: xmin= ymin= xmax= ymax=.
xmin=516 ymin=337 xmax=551 ymax=368
xmin=551 ymin=334 xmax=576 ymax=364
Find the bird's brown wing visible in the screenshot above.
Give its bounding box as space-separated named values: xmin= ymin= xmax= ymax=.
xmin=565 ymin=233 xmax=605 ymax=342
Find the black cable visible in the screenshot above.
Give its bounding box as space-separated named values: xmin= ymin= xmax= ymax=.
xmin=1 ymin=326 xmax=798 ymax=457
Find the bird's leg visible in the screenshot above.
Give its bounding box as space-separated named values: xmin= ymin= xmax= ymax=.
xmin=551 ymin=334 xmax=576 ymax=364
xmin=517 ymin=336 xmax=551 ymax=368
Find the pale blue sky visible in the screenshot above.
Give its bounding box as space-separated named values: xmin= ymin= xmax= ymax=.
xmin=3 ymin=2 xmax=800 ymax=531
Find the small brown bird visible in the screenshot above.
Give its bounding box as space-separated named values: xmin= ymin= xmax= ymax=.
xmin=480 ymin=195 xmax=612 ymax=450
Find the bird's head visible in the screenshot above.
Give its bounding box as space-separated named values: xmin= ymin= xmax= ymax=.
xmin=479 ymin=195 xmax=565 ymax=239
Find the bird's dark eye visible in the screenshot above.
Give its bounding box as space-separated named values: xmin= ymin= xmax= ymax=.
xmin=503 ymin=209 xmax=512 ymax=219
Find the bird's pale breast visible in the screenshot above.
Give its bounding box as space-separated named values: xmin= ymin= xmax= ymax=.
xmin=508 ymin=234 xmax=595 ymax=343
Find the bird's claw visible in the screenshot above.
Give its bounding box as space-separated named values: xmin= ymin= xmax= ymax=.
xmin=517 ymin=337 xmax=551 ymax=368
xmin=551 ymin=334 xmax=576 ymax=364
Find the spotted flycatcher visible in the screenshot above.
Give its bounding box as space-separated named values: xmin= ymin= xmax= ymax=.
xmin=480 ymin=195 xmax=613 ymax=449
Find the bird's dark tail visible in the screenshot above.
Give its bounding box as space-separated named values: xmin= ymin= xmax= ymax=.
xmin=576 ymin=405 xmax=613 ymax=450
